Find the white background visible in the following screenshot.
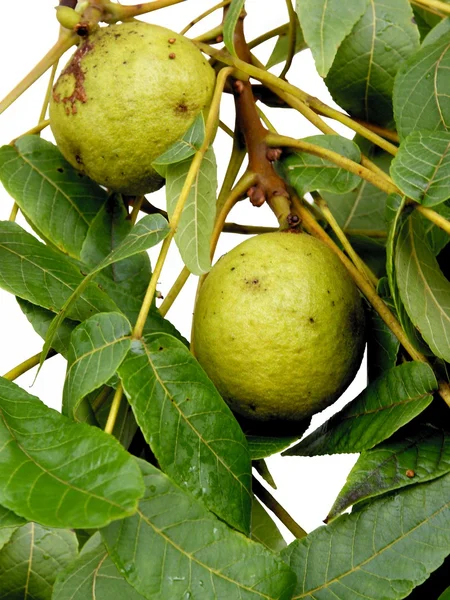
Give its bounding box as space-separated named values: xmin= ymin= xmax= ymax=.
xmin=0 ymin=0 xmax=366 ymax=541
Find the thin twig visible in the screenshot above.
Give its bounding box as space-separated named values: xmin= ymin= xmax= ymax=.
xmin=180 ymin=0 xmax=231 ymax=35
xmin=104 ymin=384 xmax=124 ymax=435
xmin=252 ymin=476 xmax=307 ymax=539
xmin=2 ymin=349 xmax=57 ymax=381
xmin=39 ymin=60 xmax=59 ymax=124
xmin=279 ymin=0 xmax=296 ymax=80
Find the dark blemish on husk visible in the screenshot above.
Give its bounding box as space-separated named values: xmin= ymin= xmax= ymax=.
xmin=249 ymin=403 xmax=257 ymax=411
xmin=53 ymin=41 xmax=94 ymax=114
xmin=176 ymin=103 xmax=188 ymax=113
xmin=309 ymin=317 xmax=315 ymax=323
xmin=230 ymin=267 xmax=235 ymax=271
xmin=75 ymin=154 xmax=83 ymax=165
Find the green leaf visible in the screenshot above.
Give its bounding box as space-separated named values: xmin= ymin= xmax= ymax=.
xmin=53 ymin=533 xmax=145 ymax=600
xmin=281 ymin=135 xmax=361 ymax=196
xmin=282 ymin=472 xmax=450 ymax=599
xmin=440 ymin=587 xmax=450 ymax=600
xmin=0 ymin=506 xmax=25 ymax=553
xmin=223 ymin=0 xmax=245 ymax=56
xmin=367 ymin=307 xmax=400 ymax=382
xmin=118 ymin=333 xmax=252 ymax=534
xmin=423 ymin=17 xmax=450 ymax=48
xmin=0 ymin=523 xmax=78 ymax=600
xmin=284 ymin=362 xmax=437 ymax=457
xmin=166 ymin=147 xmax=217 ymax=275
xmin=0 ymin=221 xmax=118 ymax=321
xmin=0 ymin=136 xmax=107 ymax=259
xmin=296 ymin=0 xmax=369 ymax=77
xmin=424 ymin=201 xmax=450 ymax=255
xmin=326 ymin=0 xmax=420 ymax=126
xmin=266 ymin=18 xmax=307 ymax=68
xmin=394 ymin=36 xmax=450 ymax=139
xmin=391 ymin=131 xmax=450 ymax=206
xmin=321 ymin=148 xmax=391 ymax=234
xmin=152 ymin=113 xmax=205 ymax=172
xmin=17 ymin=299 xmax=76 ymax=358
xmin=102 ymin=460 xmax=296 ymax=600
xmin=63 ymin=312 xmax=132 ymax=421
xmin=251 ymin=497 xmax=286 ymax=553
xmin=328 ymin=423 xmax=450 ymax=521
xmin=396 ymin=211 xmax=450 ymax=361
xmin=41 ymin=213 xmax=168 ymax=371
xmin=247 ymin=435 xmax=302 ymax=460
xmin=386 ymin=195 xmax=431 ymax=355
xmin=0 ymin=377 xmax=144 ymax=528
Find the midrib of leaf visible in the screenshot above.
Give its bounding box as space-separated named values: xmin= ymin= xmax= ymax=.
xmin=93 ymin=553 xmax=108 ymax=592
xmin=142 ymin=343 xmax=251 ymax=503
xmin=66 ymin=335 xmax=131 ymax=375
xmin=341 ymin=392 xmax=432 ymax=420
xmin=16 ymin=151 xmax=89 ymax=225
xmin=0 ymin=242 xmax=100 ymax=314
xmin=0 ymin=408 xmax=126 ymax=513
xmin=342 ymin=182 xmax=367 ymax=229
xmin=435 ymin=43 xmax=450 ymax=130
xmin=294 ymin=498 xmax=450 ymax=598
xmin=24 ymin=522 xmax=34 ymax=600
xmin=135 ymin=510 xmax=274 ymax=599
xmin=407 ymin=217 xmax=450 ymax=329
xmin=364 ymin=0 xmax=376 ymax=121
xmin=319 ymin=0 xmax=328 ymax=75
xmin=422 ymin=139 xmax=450 ymax=198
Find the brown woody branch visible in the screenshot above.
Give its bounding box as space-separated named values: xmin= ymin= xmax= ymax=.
xmin=227 ymin=8 xmax=294 ymax=228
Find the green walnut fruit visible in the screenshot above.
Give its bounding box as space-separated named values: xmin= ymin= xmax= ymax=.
xmin=50 ymin=20 xmax=215 ymax=194
xmin=193 ymin=232 xmax=365 ymax=422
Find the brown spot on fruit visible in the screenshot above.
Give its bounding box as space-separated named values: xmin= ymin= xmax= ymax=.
xmin=169 ymin=53 xmax=176 ymax=59
xmin=168 ymin=37 xmax=176 ymax=44
xmin=176 ymin=103 xmax=188 ymax=113
xmin=54 ymin=41 xmax=93 ymax=114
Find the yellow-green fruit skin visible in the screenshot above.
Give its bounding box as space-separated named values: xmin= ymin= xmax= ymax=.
xmin=50 ymin=21 xmax=215 ymax=194
xmin=193 ymin=232 xmax=365 ymax=422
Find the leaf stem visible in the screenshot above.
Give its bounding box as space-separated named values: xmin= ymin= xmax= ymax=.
xmin=314 ymin=195 xmax=379 ymax=287
xmin=38 ymin=59 xmax=59 ymax=124
xmin=159 ymin=267 xmax=191 ymax=317
xmin=279 ymin=0 xmax=296 ymax=80
xmin=248 ymin=24 xmax=289 ymax=50
xmin=104 ymin=383 xmax=123 ymax=435
xmin=104 ymin=0 xmax=187 ymax=21
xmin=252 ymin=476 xmax=307 ymax=539
xmin=267 ymin=133 xmax=398 ymax=195
xmin=415 ymin=205 xmax=450 ymax=237
xmin=0 ymin=31 xmax=76 ymax=116
xmin=410 ymin=0 xmax=450 ymax=16
xmin=180 ymin=0 xmax=231 ymax=35
xmin=10 ymin=120 xmax=50 ymax=145
xmin=2 ymin=349 xmax=57 ymax=381
xmin=132 ymin=67 xmax=234 ymax=339
xmin=8 ymin=204 xmax=19 ymax=222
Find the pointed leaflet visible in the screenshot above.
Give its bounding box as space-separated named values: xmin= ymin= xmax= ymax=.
xmin=0 ymin=221 xmax=118 ymax=321
xmin=296 ymin=0 xmax=369 ymax=77
xmin=247 ymin=435 xmax=302 ymax=459
xmin=41 ymin=213 xmax=168 ymax=368
xmin=284 ymin=362 xmax=437 ymax=457
xmin=326 ymin=0 xmax=419 ymax=126
xmin=391 ymin=130 xmax=450 ymax=207
xmin=102 ymin=460 xmax=296 ymax=600
xmin=251 ymin=498 xmax=287 ymax=553
xmin=223 ymin=0 xmax=245 ymax=56
xmin=328 ymin=423 xmax=450 ymax=520
xmin=266 ymin=18 xmax=307 ymax=68
xmin=281 ymin=135 xmax=361 ymax=196
xmin=0 ymin=136 xmax=107 ymax=259
xmin=422 ymin=16 xmax=450 ymax=48
xmin=17 ymin=299 xmax=76 ymax=358
xmin=396 ymin=211 xmax=450 ymax=361
xmin=63 ymin=312 xmax=132 ymax=421
xmin=53 ymin=533 xmax=145 ymax=600
xmin=166 ymin=147 xmax=217 ymax=275
xmin=394 ymin=35 xmax=450 ymax=139
xmin=282 ymin=472 xmax=450 ymax=599
xmin=118 ymin=333 xmax=252 ymax=534
xmin=152 ymin=112 xmax=205 ymax=172
xmin=0 ymin=377 xmax=144 ymax=528
xmin=0 ymin=523 xmax=78 ymax=600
